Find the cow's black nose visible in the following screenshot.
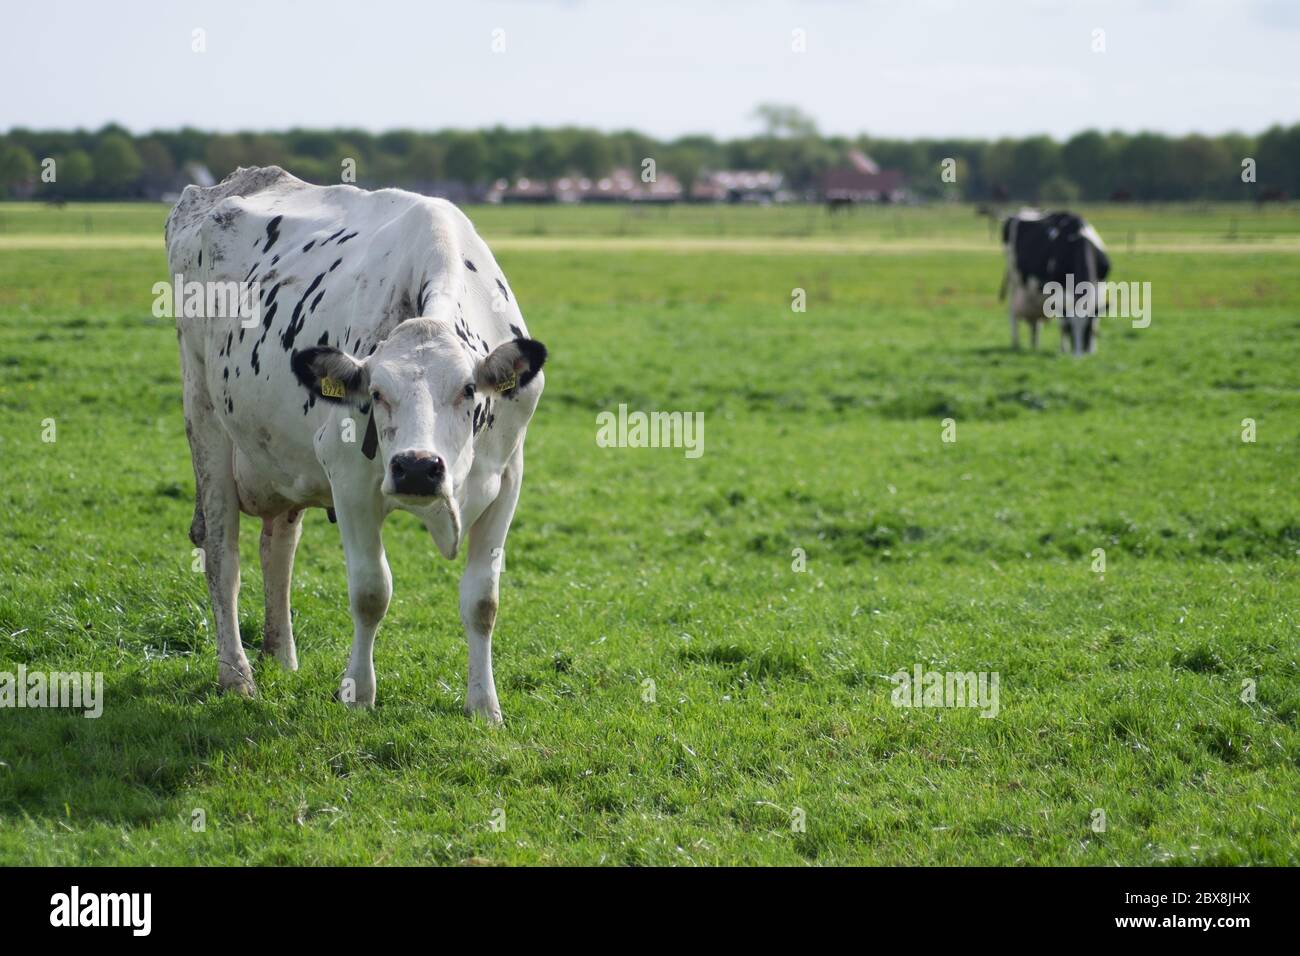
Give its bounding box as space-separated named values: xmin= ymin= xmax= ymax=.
xmin=390 ymin=452 xmax=445 ymax=496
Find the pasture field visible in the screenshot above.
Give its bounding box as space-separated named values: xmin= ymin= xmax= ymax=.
xmin=0 ymin=202 xmax=1297 ymax=865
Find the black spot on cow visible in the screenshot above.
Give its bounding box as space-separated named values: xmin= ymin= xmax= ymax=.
xmin=329 ymin=258 xmax=343 ymax=272
xmin=225 ymin=396 xmax=233 ymax=413
xmin=262 ymin=302 xmax=278 ymax=330
xmin=337 ymin=231 xmax=359 ymax=245
xmin=223 ymin=367 xmax=229 ymax=381
xmin=509 ymin=323 xmax=524 ymax=338
xmin=417 ymin=280 xmax=432 ymax=313
xmin=317 ymin=331 xmax=330 ymax=346
xmin=1006 ymin=211 xmax=1110 ymax=289
xmin=197 ymin=249 xmax=202 ymax=267
xmin=302 ymin=240 xmax=315 ymax=253
xmin=280 ymin=273 xmax=326 ymax=351
xmin=464 ymin=259 xmax=477 ymax=272
xmin=250 ymin=340 xmax=262 ymax=375
xmin=244 ymin=262 xmax=259 ymax=283
xmin=495 ymin=278 xmax=509 ymax=301
xmin=262 ymin=215 xmax=283 ymax=253
xmin=321 ymin=228 xmax=346 ymax=245
xmin=271 ymin=254 xmax=280 ymax=266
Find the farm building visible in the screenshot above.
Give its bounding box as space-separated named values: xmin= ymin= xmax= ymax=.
xmin=488 ymin=169 xmax=683 ymax=204
xmin=690 ymin=170 xmax=787 ymax=203
xmin=822 ymin=150 xmax=907 ymax=205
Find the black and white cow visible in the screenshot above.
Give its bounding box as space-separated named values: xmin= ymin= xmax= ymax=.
xmin=1000 ymin=209 xmax=1110 ymax=354
xmin=166 ymin=166 xmax=547 ymax=722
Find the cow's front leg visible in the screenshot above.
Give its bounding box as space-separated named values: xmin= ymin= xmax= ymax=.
xmin=334 ymin=492 xmax=390 ymax=708
xmin=458 ymin=462 xmax=523 ymax=724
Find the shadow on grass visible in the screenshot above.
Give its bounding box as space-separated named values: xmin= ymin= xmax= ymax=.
xmin=0 ymin=668 xmax=269 ymax=827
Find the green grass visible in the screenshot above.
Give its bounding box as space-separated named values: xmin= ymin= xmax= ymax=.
xmin=0 ymin=203 xmax=1297 ymax=865
xmin=3 ymin=198 xmax=1299 ymax=246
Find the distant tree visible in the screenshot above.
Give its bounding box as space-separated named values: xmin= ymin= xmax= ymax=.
xmin=444 ymin=133 xmax=488 ymax=183
xmin=1008 ymin=136 xmax=1062 ymax=200
xmin=205 ymin=135 xmax=247 ymax=178
xmin=0 ymin=142 xmax=37 ymax=196
xmin=1039 ymin=176 xmax=1080 ymax=203
xmin=752 ymin=103 xmax=819 ymax=139
xmin=1063 ymin=130 xmax=1114 ymax=200
xmin=377 ymin=130 xmax=419 ymax=157
xmin=524 ymin=133 xmax=565 ymax=179
xmin=405 ymin=140 xmax=444 ymax=182
xmin=565 ymin=131 xmax=613 ymax=178
xmin=1115 ymin=133 xmax=1176 ymax=200
xmin=981 ymin=138 xmax=1018 ymax=198
xmin=1255 ymin=123 xmax=1300 ymax=197
xmin=52 ymin=149 xmax=94 ymax=197
xmin=92 ymin=133 xmax=143 ymax=193
xmin=136 ymin=137 xmax=176 ymax=188
xmin=1166 ymin=134 xmax=1235 ymax=199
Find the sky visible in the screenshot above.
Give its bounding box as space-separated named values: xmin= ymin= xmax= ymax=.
xmin=3 ymin=0 xmax=1297 ymax=140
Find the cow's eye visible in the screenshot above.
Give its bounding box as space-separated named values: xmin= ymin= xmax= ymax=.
xmin=370 ymin=389 xmax=384 ymax=404
xmin=462 ymin=384 xmax=476 ymax=400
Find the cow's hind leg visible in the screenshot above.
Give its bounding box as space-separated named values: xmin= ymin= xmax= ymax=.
xmin=182 ymin=363 xmax=254 ymax=695
xmin=260 ymin=510 xmax=303 ymax=670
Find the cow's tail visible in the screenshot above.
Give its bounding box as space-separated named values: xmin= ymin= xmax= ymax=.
xmin=999 ymin=216 xmax=1017 ymax=301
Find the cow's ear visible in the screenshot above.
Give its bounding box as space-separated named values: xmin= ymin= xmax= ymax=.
xmin=477 ymin=338 xmax=546 ymax=396
xmin=291 ymin=346 xmax=367 ymax=404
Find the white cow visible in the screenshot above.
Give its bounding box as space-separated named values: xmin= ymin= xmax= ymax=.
xmin=166 ymin=166 xmax=546 ymax=722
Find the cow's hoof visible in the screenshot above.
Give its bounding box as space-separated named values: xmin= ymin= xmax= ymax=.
xmin=261 ymin=646 xmax=298 ymax=672
xmin=218 ymin=672 xmax=257 ymax=697
xmin=334 ymin=682 xmax=375 ymax=709
xmin=464 ymin=701 xmax=503 ymax=726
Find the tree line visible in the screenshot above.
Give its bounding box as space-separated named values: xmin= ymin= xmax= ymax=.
xmin=1 ymin=114 xmax=1296 ymax=202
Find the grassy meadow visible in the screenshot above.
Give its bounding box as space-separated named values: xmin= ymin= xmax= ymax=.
xmin=0 ymin=200 xmax=1296 ymax=865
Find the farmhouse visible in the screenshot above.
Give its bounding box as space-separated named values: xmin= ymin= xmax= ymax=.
xmin=690 ymin=169 xmax=786 ymax=203
xmin=823 ymin=149 xmax=907 ymax=205
xmin=489 ymin=169 xmax=683 ymax=203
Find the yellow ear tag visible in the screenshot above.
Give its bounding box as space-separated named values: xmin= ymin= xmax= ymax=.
xmin=320 ymin=376 xmax=346 ymax=399
xmin=498 ymin=370 xmax=517 ymax=393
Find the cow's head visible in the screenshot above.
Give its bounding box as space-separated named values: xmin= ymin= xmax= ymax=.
xmin=1060 ymin=225 xmax=1108 ymax=356
xmin=292 ymin=319 xmax=546 ymax=550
